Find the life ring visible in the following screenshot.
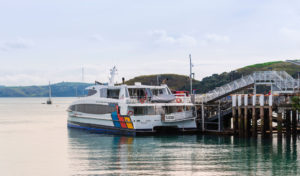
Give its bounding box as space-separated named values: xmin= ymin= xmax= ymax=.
xmin=176 ymin=98 xmax=182 ymax=103
xmin=128 ymin=110 xmax=134 ymax=116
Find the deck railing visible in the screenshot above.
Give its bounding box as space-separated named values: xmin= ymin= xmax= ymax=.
xmin=126 ymin=93 xmax=192 ymax=104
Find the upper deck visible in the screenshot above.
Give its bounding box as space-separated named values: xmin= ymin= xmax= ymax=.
xmin=83 ymin=82 xmax=193 ymax=105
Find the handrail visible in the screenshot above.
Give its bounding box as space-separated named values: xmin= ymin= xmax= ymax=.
xmin=195 ymin=71 xmax=298 ymax=103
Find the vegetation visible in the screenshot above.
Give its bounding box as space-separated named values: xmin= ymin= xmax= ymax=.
xmin=0 ymin=82 xmax=92 ymax=97
xmin=0 ymin=60 xmax=299 ymax=97
xmin=291 ymin=96 xmax=300 ymax=111
xmin=126 ymin=60 xmax=300 ymax=93
xmin=245 ymin=61 xmax=283 ymax=68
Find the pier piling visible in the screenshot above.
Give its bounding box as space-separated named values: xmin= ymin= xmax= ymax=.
xmin=277 ymin=111 xmax=283 ymax=138
xmin=268 ymin=95 xmax=273 ymax=135
xmin=285 ymin=110 xmax=291 ymax=136
xmin=260 ymin=95 xmax=265 ymax=137
xmin=292 ymin=110 xmax=297 ymax=135
xmin=260 ymin=106 xmax=265 ymax=137
xmin=244 ymin=95 xmax=249 ymax=137
xmin=269 ymin=107 xmax=273 ymax=135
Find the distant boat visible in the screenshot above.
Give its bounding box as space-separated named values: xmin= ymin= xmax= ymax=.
xmin=46 ymin=82 xmax=52 ymax=105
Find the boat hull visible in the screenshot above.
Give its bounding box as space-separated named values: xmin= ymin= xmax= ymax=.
xmin=68 ymin=113 xmax=198 ymax=136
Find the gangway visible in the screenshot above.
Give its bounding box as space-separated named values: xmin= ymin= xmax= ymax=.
xmin=194 ymin=71 xmax=299 ymax=103
xmin=286 ymin=60 xmax=300 ymax=66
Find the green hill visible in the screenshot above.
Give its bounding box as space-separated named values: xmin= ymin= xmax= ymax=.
xmin=125 ymin=74 xmax=195 ymax=90
xmin=126 ymin=60 xmax=300 ymax=93
xmin=0 ymin=60 xmax=299 ymax=97
xmin=0 ymin=82 xmax=92 ymax=97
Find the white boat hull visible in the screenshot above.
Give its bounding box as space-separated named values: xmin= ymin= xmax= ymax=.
xmin=68 ymin=112 xmax=197 ymax=135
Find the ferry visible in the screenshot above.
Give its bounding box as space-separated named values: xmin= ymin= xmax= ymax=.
xmin=67 ymin=67 xmax=197 ymax=135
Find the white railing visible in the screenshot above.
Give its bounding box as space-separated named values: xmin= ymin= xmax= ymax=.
xmin=126 ymin=94 xmax=192 ymax=104
xmin=173 ymin=93 xmax=192 ymax=104
xmin=195 ymin=71 xmax=298 ymax=103
xmin=126 ymin=96 xmax=151 ymax=104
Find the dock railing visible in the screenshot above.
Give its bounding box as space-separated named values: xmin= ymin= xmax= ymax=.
xmin=194 ymin=71 xmax=299 ymax=103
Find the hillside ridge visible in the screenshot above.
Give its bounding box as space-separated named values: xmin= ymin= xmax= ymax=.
xmin=0 ymin=60 xmax=299 ymax=97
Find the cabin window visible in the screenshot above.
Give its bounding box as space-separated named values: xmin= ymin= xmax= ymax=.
xmin=132 ymin=106 xmax=155 ymax=115
xmin=133 ymin=107 xmax=148 ymax=115
xmin=100 ymin=88 xmax=107 ymax=98
xmin=70 ymin=104 xmax=116 ymax=114
xmin=87 ymin=89 xmax=97 ymax=96
xmin=107 ymin=89 xmax=120 ymax=99
xmin=151 ymin=89 xmax=163 ymax=96
xmin=128 ymin=88 xmax=147 ymax=99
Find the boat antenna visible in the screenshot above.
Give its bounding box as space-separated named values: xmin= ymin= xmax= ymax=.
xmin=109 ymin=66 xmax=117 ymax=86
xmin=189 ymin=54 xmax=194 ymax=94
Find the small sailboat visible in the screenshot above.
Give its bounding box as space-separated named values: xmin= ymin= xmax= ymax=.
xmin=46 ymin=82 xmax=52 ymax=105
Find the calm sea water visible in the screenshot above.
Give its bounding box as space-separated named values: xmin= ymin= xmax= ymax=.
xmin=0 ymin=98 xmax=300 ymax=176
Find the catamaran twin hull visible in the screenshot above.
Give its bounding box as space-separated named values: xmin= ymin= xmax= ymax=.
xmin=67 ymin=104 xmax=197 ymax=136
xmin=67 ymin=67 xmax=198 ymax=136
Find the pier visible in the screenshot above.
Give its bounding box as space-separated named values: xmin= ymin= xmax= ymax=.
xmin=193 ymin=71 xmax=300 ymax=137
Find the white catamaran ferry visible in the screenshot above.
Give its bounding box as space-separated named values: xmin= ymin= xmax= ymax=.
xmin=67 ymin=67 xmax=197 ymax=135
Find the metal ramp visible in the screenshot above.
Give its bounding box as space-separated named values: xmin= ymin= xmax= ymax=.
xmin=286 ymin=60 xmax=300 ymax=66
xmin=195 ymin=71 xmax=299 ymax=103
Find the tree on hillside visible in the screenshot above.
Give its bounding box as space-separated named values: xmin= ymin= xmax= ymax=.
xmin=292 ymin=96 xmax=300 ymax=111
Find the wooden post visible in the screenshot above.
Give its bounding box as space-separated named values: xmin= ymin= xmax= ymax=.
xmin=232 ymin=107 xmax=237 ymax=134
xmin=268 ymin=95 xmax=273 ymax=135
xmin=252 ymin=95 xmax=257 ymax=137
xmin=232 ymin=95 xmax=237 ymax=134
xmin=244 ymin=94 xmax=249 ymax=137
xmin=244 ymin=107 xmax=248 ymax=137
xmin=238 ymin=95 xmax=243 ymax=136
xmin=252 ymin=107 xmax=257 ymax=137
xmin=292 ymin=110 xmax=297 ymax=135
xmin=259 ymin=95 xmax=265 ymax=137
xmin=269 ymin=107 xmax=273 ymax=135
xmin=260 ymin=106 xmax=265 ymax=136
xmin=285 ymin=110 xmax=291 ymax=136
xmin=277 ymin=111 xmax=283 ymax=138
xmin=238 ymin=107 xmax=242 ymax=136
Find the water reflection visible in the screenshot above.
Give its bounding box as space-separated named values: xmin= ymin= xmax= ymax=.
xmin=68 ymin=129 xmax=300 ymax=175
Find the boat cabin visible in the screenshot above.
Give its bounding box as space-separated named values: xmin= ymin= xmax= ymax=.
xmin=86 ymin=82 xmax=176 ymax=103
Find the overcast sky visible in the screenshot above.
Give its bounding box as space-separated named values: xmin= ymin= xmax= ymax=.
xmin=1 ymin=0 xmax=300 ymax=86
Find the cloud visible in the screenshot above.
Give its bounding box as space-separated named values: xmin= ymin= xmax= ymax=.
xmin=90 ymin=34 xmax=104 ymax=42
xmin=0 ymin=38 xmax=34 ymax=51
xmin=0 ymin=73 xmax=45 ymax=86
xmin=150 ymin=30 xmax=197 ymax=48
xmin=200 ymin=33 xmax=230 ymax=45
xmin=280 ymin=27 xmax=300 ymax=41
xmin=204 ymin=34 xmax=230 ymax=42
